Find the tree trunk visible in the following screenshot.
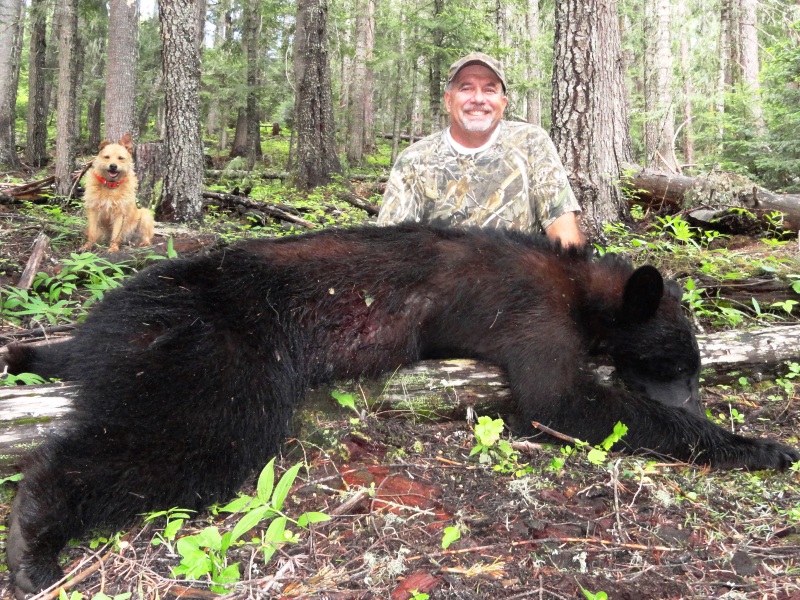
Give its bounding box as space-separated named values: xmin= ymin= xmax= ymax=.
xmin=389 ymin=29 xmax=406 ymax=166
xmin=346 ymin=0 xmax=375 ymax=166
xmin=243 ymin=0 xmax=260 ymax=169
xmin=136 ymin=141 xmax=165 ymax=209
xmin=230 ymin=108 xmax=248 ymax=158
xmin=293 ymin=0 xmax=342 ymax=189
xmin=643 ymin=0 xmax=677 ymax=172
xmin=157 ymin=0 xmax=204 ymax=222
xmin=104 ymin=0 xmax=139 ymax=141
xmin=0 ymin=0 xmax=23 ymax=169
xmin=428 ymin=0 xmax=445 ymax=132
xmin=26 ymin=0 xmax=49 ymax=168
xmin=676 ymin=1 xmax=693 ymax=169
xmin=716 ymin=0 xmax=732 ymax=142
xmin=54 ymin=0 xmax=78 ymax=196
xmin=738 ymin=0 xmax=764 ymax=135
xmin=525 ymin=0 xmax=541 ymax=126
xmin=551 ymin=0 xmax=633 ymax=237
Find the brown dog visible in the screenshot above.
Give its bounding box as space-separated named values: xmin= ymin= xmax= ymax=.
xmin=80 ymin=133 xmax=154 ymax=253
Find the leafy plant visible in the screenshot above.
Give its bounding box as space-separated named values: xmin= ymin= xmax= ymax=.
xmin=172 ymin=526 xmax=241 ymax=592
xmin=0 ymin=371 xmax=46 ymax=386
xmin=581 ymin=588 xmax=609 ymax=600
xmin=144 ymin=507 xmax=195 ymax=553
xmin=218 ymin=458 xmax=329 ymax=562
xmin=0 ymin=252 xmax=132 ymax=326
xmin=172 ymin=459 xmax=327 ymax=592
xmin=470 ymin=416 xmax=517 ymax=469
xmin=441 ymin=526 xmax=461 ymax=549
xmin=585 ymin=422 xmax=629 ymax=466
xmin=331 ymin=391 xmax=364 ymax=423
xmin=547 ymin=423 xmax=628 ymax=470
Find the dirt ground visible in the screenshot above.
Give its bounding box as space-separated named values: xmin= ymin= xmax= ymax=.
xmin=0 ymin=203 xmax=799 ymax=599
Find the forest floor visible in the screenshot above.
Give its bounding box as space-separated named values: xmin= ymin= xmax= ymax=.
xmin=0 ymin=193 xmax=799 ymax=600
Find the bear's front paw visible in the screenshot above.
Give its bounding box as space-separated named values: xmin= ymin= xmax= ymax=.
xmin=736 ymin=439 xmax=799 ymax=471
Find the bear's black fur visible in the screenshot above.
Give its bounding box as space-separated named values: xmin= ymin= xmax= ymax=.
xmin=5 ymin=224 xmax=798 ymax=594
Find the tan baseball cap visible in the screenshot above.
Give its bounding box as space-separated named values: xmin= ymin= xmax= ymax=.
xmin=447 ymin=52 xmax=507 ymax=92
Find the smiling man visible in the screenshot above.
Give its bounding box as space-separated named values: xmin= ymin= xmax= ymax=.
xmin=378 ymin=52 xmax=584 ymax=246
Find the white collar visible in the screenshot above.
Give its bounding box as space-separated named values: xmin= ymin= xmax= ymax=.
xmin=445 ymin=122 xmax=503 ymax=155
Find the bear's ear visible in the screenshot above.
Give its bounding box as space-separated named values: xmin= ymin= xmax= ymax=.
xmin=622 ymin=265 xmax=664 ymax=323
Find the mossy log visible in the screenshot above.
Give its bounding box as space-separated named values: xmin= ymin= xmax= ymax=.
xmin=2 ymin=326 xmax=800 ymax=474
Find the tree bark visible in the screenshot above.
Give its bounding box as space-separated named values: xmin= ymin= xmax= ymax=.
xmin=243 ymin=0 xmax=260 ymax=169
xmin=346 ymin=0 xmax=375 ymax=166
xmin=0 ymin=0 xmax=23 ymax=169
xmin=104 ymin=0 xmax=139 ymax=141
xmin=676 ymin=1 xmax=694 ymax=169
xmin=136 ymin=141 xmax=165 ymax=209
xmin=428 ymin=0 xmax=445 ymax=131
xmin=643 ymin=0 xmax=677 ymax=172
xmin=26 ymin=0 xmax=49 ymax=168
xmin=551 ymin=0 xmax=633 ymax=237
xmin=230 ymin=108 xmax=248 ymax=158
xmin=738 ymin=0 xmax=764 ymax=135
xmin=293 ymin=0 xmax=342 ymax=189
xmin=525 ymin=0 xmax=541 ymax=126
xmin=157 ymin=0 xmax=204 ymax=222
xmin=54 ymin=0 xmax=79 ymax=196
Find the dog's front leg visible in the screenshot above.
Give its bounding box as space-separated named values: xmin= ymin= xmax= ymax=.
xmin=80 ymin=211 xmax=101 ymax=251
xmin=108 ymin=216 xmax=126 ymax=252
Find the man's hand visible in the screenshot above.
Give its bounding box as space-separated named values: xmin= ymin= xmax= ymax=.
xmin=545 ymin=212 xmax=585 ymax=247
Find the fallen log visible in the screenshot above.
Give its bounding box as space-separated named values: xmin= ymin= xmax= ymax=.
xmin=202 ymin=191 xmax=316 ymax=229
xmin=622 ymin=164 xmax=800 ymax=231
xmin=2 ymin=324 xmax=799 ymax=473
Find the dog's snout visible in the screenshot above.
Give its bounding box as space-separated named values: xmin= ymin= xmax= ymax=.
xmin=109 ymin=164 xmax=118 ymax=172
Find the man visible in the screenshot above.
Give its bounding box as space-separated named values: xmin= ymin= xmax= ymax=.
xmin=378 ymin=52 xmax=584 ymax=246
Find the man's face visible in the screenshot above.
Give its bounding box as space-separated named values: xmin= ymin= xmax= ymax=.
xmin=444 ymin=64 xmax=508 ymax=146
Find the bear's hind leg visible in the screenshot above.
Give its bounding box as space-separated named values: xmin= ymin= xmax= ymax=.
xmin=8 ymin=440 xmax=92 ymax=595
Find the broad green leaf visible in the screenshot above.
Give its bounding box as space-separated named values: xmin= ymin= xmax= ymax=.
xmin=272 ymin=463 xmax=302 ymax=511
xmin=261 ymin=516 xmax=288 ymax=564
xmin=441 ymin=526 xmax=461 ymax=549
xmin=218 ymin=494 xmax=254 ymax=514
xmin=331 ymin=390 xmax=357 ymax=411
xmin=257 ymin=458 xmax=276 ymax=504
xmin=586 ymin=447 xmax=607 ymax=465
xmin=230 ymin=504 xmax=273 ymax=543
xmin=297 ymin=511 xmax=331 ymax=528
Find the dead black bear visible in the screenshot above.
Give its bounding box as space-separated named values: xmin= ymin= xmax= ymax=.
xmin=5 ymin=224 xmax=798 ymax=594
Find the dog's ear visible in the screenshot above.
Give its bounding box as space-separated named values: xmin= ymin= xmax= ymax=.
xmin=119 ymin=132 xmax=133 ymax=152
xmin=98 ymin=140 xmax=110 ymax=150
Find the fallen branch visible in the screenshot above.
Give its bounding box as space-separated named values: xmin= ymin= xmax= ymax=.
xmin=202 ymin=190 xmax=316 ymax=229
xmin=17 ymin=232 xmax=50 ymax=290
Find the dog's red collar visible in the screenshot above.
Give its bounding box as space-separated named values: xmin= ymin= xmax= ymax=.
xmin=93 ymin=171 xmax=125 ymax=189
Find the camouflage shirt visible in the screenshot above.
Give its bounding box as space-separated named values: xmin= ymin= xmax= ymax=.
xmin=378 ymin=121 xmax=580 ymax=233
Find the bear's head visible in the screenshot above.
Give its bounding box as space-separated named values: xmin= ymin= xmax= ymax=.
xmin=598 ymin=263 xmax=702 ymax=414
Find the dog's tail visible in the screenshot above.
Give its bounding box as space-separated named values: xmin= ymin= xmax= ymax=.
xmin=2 ymin=342 xmax=70 ymax=380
